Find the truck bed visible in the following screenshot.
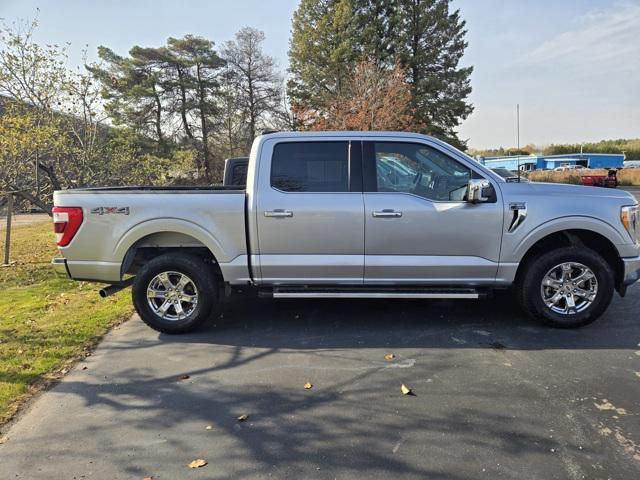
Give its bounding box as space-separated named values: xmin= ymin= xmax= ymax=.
xmin=57 ymin=185 xmax=243 ymax=193
xmin=53 ymin=188 xmax=249 ymax=284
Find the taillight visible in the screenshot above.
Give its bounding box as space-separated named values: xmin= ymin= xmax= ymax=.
xmin=52 ymin=207 xmax=83 ymax=247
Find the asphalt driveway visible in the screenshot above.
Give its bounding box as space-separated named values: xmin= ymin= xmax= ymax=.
xmin=1 ymin=287 xmax=639 ymax=479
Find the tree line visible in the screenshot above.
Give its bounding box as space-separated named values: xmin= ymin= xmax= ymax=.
xmin=470 ymin=139 xmax=640 ymax=161
xmin=0 ymin=0 xmax=473 ymax=213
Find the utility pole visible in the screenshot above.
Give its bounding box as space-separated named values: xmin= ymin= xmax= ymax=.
xmin=516 ymin=104 xmax=521 ymax=181
xmin=517 ymin=103 xmax=520 ymax=151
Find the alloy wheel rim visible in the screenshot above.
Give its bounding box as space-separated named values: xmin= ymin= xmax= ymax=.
xmin=540 ymin=262 xmax=598 ymax=315
xmin=146 ymin=271 xmax=198 ymax=321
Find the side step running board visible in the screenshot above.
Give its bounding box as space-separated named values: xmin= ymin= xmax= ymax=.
xmin=263 ymin=287 xmax=483 ymax=299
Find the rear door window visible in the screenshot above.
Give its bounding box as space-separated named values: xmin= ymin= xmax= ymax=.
xmin=271 ymin=142 xmax=349 ymax=192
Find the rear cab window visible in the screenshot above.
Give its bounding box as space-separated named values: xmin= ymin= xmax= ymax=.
xmin=271 ymin=142 xmax=350 ymax=192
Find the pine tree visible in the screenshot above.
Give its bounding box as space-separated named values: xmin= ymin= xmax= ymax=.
xmin=90 ymin=36 xmax=225 ymax=180
xmin=162 ymin=35 xmax=225 ymax=180
xmin=394 ymin=0 xmax=473 ymax=148
xmin=89 ymin=46 xmax=168 ymax=149
xmin=288 ymin=0 xmax=473 ymax=148
xmin=287 ymin=0 xmax=356 ymax=115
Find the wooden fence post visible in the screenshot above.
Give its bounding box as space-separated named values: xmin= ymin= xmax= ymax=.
xmin=2 ymin=193 xmax=13 ymax=266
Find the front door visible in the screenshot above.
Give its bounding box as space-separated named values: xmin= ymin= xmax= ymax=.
xmin=363 ymin=140 xmax=504 ymax=285
xmin=256 ymin=140 xmax=364 ymax=284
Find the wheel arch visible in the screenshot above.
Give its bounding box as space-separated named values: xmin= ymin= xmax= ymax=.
xmin=514 ymin=227 xmax=624 ymax=291
xmin=513 ymin=216 xmax=627 ymax=262
xmin=115 ymin=219 xmax=226 ymax=281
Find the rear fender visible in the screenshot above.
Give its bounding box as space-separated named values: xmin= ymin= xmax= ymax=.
xmin=114 ymin=218 xmax=226 ymax=266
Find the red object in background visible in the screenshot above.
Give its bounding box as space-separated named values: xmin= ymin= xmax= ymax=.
xmin=52 ymin=207 xmax=83 ymax=246
xmin=580 ymin=170 xmax=618 ymax=188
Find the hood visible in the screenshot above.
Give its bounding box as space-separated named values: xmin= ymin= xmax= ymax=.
xmin=513 ymin=181 xmax=637 ymax=202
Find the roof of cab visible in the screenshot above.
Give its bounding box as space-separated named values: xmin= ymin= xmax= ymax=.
xmin=257 ymin=130 xmax=437 ymax=141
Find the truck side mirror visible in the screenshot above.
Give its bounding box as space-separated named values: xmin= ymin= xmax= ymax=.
xmin=467 ymin=179 xmax=494 ymax=204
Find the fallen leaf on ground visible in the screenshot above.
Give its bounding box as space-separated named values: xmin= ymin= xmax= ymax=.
xmin=384 ymin=353 xmax=395 ymax=361
xmin=237 ymin=414 xmax=249 ymax=422
xmin=143 ymin=477 xmax=153 ymax=480
xmin=594 ymin=399 xmax=627 ymax=415
xmin=188 ymin=459 xmax=207 ymax=469
xmin=304 ymin=382 xmax=313 ymax=389
xmin=178 ymin=374 xmax=190 ymax=380
xmin=400 ymin=384 xmax=412 ymax=395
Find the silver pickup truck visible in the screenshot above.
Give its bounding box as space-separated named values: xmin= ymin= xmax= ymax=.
xmin=52 ymin=131 xmax=640 ymax=333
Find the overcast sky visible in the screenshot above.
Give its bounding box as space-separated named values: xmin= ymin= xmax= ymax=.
xmin=0 ymin=0 xmax=638 ymax=149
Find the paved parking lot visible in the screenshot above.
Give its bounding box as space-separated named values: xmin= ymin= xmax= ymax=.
xmin=1 ymin=288 xmax=639 ymax=479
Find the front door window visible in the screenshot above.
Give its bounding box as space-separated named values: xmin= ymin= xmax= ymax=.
xmin=374 ymin=142 xmax=471 ymax=201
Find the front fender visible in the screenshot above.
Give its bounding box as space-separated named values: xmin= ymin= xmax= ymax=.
xmin=511 ymin=215 xmax=628 ymax=262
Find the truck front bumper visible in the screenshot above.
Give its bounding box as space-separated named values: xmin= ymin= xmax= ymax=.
xmin=622 ymin=255 xmax=640 ymax=286
xmin=51 ymin=257 xmax=70 ymax=278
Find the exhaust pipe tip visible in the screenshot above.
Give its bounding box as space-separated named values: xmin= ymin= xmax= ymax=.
xmin=99 ymin=277 xmax=135 ymax=298
xmin=99 ymin=285 xmax=120 ymax=298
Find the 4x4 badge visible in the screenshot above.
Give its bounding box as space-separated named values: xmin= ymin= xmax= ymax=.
xmin=90 ymin=207 xmax=130 ymax=215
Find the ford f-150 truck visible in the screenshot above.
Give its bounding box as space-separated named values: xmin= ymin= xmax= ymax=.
xmin=51 ymin=131 xmax=640 ymax=333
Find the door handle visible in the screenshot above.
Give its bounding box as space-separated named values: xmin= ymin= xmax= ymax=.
xmin=372 ymin=209 xmax=402 ymax=218
xmin=264 ymin=209 xmax=293 ymax=218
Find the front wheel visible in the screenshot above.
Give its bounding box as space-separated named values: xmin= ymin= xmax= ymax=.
xmin=517 ymin=246 xmax=614 ymax=328
xmin=132 ymin=253 xmax=217 ymax=334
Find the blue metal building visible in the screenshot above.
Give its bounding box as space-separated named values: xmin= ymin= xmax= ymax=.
xmin=478 ymin=153 xmax=625 ymax=171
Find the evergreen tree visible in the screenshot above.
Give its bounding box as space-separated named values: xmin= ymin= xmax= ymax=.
xmin=89 ymin=46 xmax=168 ymax=150
xmin=90 ymin=36 xmax=225 ymax=180
xmin=394 ymin=0 xmax=473 ymax=148
xmin=288 ymin=0 xmax=473 ymax=148
xmin=288 ymin=0 xmax=356 ymax=114
xmin=163 ymin=35 xmax=225 ymax=180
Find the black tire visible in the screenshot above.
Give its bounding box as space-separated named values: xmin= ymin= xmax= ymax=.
xmin=132 ymin=253 xmax=217 ymax=334
xmin=516 ymin=246 xmax=614 ymax=328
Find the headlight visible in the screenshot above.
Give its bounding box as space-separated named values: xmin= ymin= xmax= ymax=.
xmin=621 ymin=205 xmax=639 ymax=242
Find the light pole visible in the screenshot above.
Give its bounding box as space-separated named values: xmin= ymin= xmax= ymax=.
xmin=517 ymin=103 xmax=520 ymax=152
xmin=516 ymin=104 xmax=521 ymax=179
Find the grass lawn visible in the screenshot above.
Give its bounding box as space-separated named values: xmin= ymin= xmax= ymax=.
xmin=0 ymin=218 xmax=132 ymax=426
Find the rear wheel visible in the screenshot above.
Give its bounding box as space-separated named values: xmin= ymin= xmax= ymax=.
xmin=517 ymin=246 xmax=614 ymax=328
xmin=132 ymin=253 xmax=217 ymax=334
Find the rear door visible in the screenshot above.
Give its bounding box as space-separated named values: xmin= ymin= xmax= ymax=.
xmin=255 ymin=139 xmax=365 ymax=284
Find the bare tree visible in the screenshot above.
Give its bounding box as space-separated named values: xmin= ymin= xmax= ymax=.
xmin=221 ymin=27 xmax=282 ymax=149
xmin=0 ymin=17 xmax=67 ymax=111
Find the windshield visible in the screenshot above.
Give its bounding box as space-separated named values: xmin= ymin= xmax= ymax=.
xmin=491 ymin=168 xmax=517 ymax=178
